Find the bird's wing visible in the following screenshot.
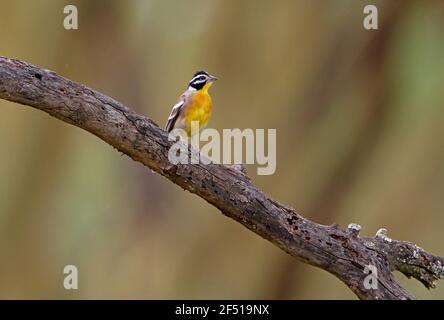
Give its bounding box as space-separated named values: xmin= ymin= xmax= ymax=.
xmin=165 ymin=97 xmax=185 ymax=133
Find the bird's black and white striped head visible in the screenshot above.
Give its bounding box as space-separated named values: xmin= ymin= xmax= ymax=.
xmin=188 ymin=70 xmax=218 ymax=91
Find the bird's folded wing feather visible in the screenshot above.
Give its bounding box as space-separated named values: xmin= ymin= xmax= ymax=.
xmin=165 ymin=98 xmax=185 ymax=132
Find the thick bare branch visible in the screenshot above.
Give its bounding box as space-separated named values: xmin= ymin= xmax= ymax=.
xmin=0 ymin=56 xmax=442 ymax=299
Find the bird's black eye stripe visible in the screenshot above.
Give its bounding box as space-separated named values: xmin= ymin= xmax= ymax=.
xmin=190 ymin=76 xmax=207 ymax=85
xmin=195 ymin=76 xmax=206 ymax=82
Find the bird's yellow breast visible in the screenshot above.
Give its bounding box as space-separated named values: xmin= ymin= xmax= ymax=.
xmin=183 ymin=87 xmax=212 ymax=136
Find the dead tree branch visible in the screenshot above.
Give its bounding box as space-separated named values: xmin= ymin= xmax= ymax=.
xmin=0 ymin=56 xmax=442 ymax=299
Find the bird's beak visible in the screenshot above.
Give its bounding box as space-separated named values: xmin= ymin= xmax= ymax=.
xmin=208 ymin=75 xmax=218 ymax=82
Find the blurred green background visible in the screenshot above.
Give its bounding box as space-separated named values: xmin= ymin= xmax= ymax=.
xmin=0 ymin=0 xmax=443 ymax=299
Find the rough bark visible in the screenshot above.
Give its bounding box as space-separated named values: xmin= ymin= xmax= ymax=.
xmin=0 ymin=56 xmax=443 ymax=299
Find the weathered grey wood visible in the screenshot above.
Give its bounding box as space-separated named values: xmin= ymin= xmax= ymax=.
xmin=1 ymin=56 xmax=443 ymax=299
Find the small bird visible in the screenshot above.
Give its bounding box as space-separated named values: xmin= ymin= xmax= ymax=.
xmin=165 ymin=70 xmax=218 ymax=137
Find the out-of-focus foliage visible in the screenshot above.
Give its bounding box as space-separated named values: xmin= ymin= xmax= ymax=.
xmin=0 ymin=0 xmax=443 ymax=299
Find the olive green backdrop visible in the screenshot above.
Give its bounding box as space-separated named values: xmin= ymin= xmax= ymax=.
xmin=0 ymin=0 xmax=443 ymax=299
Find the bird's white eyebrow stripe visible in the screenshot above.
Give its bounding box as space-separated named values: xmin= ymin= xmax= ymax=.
xmin=190 ymin=74 xmax=208 ymax=83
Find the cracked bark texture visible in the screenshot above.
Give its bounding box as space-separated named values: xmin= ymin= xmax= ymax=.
xmin=0 ymin=56 xmax=443 ymax=300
